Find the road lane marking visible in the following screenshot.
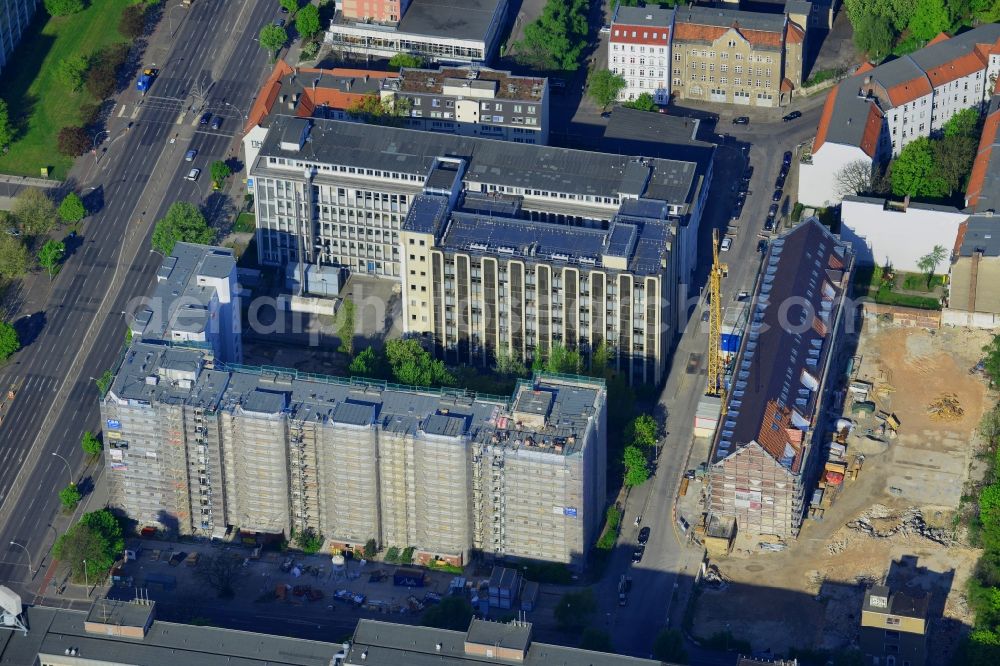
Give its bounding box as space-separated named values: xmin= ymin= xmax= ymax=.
xmin=118 ymin=105 xmax=127 ymax=118
xmin=176 ymin=112 xmax=185 ymax=125
xmin=131 ymin=106 xmax=141 ymax=119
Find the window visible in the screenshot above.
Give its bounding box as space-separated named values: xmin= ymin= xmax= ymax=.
xmin=674 ymin=53 xmax=681 ymax=61
xmin=720 ymin=77 xmax=728 ymax=84
xmin=728 ymin=40 xmax=736 ymax=47
xmin=735 ymin=65 xmax=742 ymax=74
xmin=735 ymin=78 xmax=741 ymax=85
xmin=721 ymin=64 xmax=728 ymax=72
xmin=886 ymin=617 xmax=900 ymax=626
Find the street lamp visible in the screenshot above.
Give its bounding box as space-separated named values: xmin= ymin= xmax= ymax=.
xmin=83 ymin=559 xmax=89 ymax=597
xmin=9 ymin=540 xmax=36 ymax=579
xmin=92 ymin=130 xmax=110 ymax=163
xmin=51 ymin=452 xmax=74 ymax=487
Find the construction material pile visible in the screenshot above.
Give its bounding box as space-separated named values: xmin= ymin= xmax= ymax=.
xmin=927 ymin=393 xmax=964 ymax=421
xmin=846 ymin=506 xmax=955 ymax=546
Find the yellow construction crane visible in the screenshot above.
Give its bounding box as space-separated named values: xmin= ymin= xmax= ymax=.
xmin=706 ymin=229 xmax=728 ymax=398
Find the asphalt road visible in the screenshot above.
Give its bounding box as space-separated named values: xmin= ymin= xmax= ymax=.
xmin=0 ymin=0 xmax=279 ymax=594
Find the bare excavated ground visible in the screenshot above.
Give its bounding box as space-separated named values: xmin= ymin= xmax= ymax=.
xmin=693 ymin=324 xmax=994 ymax=660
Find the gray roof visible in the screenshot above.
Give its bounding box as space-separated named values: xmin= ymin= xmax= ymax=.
xmin=970 ymin=95 xmax=1000 ymax=213
xmin=135 ymin=243 xmax=235 ymax=340
xmin=0 ymin=604 xmax=338 ymax=666
xmin=603 ymin=107 xmax=715 ymax=177
xmin=959 ymin=215 xmax=1000 ymax=257
xmin=713 ymin=219 xmax=853 ymax=471
xmin=344 ymin=619 xmax=669 ymax=666
xmin=614 ymin=5 xmax=673 ymax=27
xmin=784 ymin=0 xmax=813 ymax=15
xmin=822 ymin=74 xmax=883 ymax=152
xmin=870 ymin=55 xmax=928 ymax=98
xmin=674 ymin=6 xmax=786 ymax=33
xmin=908 ymin=23 xmax=1000 ymax=75
xmin=254 ymin=115 xmax=699 ymax=207
xmin=863 ymin=585 xmax=929 ymax=619
xmin=397 ymin=0 xmax=505 ymax=41
xmin=109 ymin=342 xmax=603 ymax=456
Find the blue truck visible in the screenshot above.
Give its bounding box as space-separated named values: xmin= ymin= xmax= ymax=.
xmin=136 ymin=68 xmax=158 ymax=93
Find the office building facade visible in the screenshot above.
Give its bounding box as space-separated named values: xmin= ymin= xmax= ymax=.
xmin=101 ymin=340 xmax=607 ymax=568
xmin=0 ymin=0 xmax=37 ymax=76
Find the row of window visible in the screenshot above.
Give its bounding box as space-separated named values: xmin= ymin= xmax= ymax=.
xmin=681 ymin=75 xmax=772 ymax=88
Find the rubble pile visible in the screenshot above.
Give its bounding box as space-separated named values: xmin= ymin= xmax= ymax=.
xmin=846 ymin=506 xmax=956 ymax=546
xmin=927 ymin=393 xmax=964 ymax=421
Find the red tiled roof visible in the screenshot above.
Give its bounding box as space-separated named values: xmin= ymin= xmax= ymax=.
xmin=859 ymin=104 xmax=885 ymax=158
xmin=925 ymin=50 xmax=988 ymax=88
xmin=856 ymin=62 xmax=875 ymax=75
xmin=756 ymin=400 xmax=804 ymax=473
xmin=780 ymin=77 xmax=794 ymax=93
xmin=610 ymin=24 xmax=670 ymax=46
xmin=885 ymin=76 xmax=932 ymax=106
xmin=246 ymin=60 xmax=294 ymax=133
xmin=785 ymin=21 xmax=805 ymax=45
xmin=928 ymin=32 xmax=950 ymax=46
xmin=966 ymin=104 xmax=1000 ymax=207
xmin=672 ymin=22 xmax=783 ymax=49
xmin=811 ymin=85 xmax=839 ymax=154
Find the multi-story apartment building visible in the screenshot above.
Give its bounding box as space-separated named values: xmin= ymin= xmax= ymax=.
xmin=609 ymin=5 xmax=673 ymax=105
xmin=0 ymin=0 xmax=38 ymax=76
xmin=246 ymin=115 xmax=705 ymax=287
xmin=670 ymin=6 xmax=805 ymax=108
xmin=860 ymin=585 xmax=929 ymax=666
xmin=325 ymin=0 xmax=508 ymax=64
xmin=400 ymin=179 xmax=679 ymax=385
xmin=127 ymin=243 xmax=241 ymax=364
xmin=101 ymin=340 xmax=607 ymax=568
xmin=382 ymin=65 xmax=550 ymax=144
xmin=706 ymin=218 xmax=854 ymax=539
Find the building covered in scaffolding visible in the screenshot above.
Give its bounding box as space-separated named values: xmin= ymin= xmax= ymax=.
xmin=100 ymin=340 xmax=606 ymax=568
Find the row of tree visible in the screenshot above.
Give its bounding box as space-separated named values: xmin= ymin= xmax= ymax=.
xmin=259 ymin=1 xmax=322 ymax=62
xmin=0 ymin=188 xmax=83 ymax=281
xmin=514 ymin=0 xmax=589 ymax=71
xmin=847 ymin=0 xmax=999 ymax=62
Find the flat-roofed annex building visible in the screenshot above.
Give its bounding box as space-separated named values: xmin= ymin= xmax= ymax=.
xmin=247 ymin=115 xmax=704 ymax=284
xmin=101 ymin=339 xmax=607 ymax=568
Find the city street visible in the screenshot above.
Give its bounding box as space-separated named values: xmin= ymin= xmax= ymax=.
xmin=0 ymin=0 xmax=279 ymax=597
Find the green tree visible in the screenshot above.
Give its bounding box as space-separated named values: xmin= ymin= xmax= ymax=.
xmin=37 ymin=239 xmax=66 ymax=279
xmin=349 ymin=346 xmax=379 ymax=376
xmin=80 ymin=509 xmax=125 ymax=554
xmin=0 ymin=321 xmax=20 ymax=362
xmin=588 ymin=70 xmax=626 ymax=110
xmin=58 ymin=192 xmax=86 ymax=223
xmin=259 ymin=24 xmax=288 ymax=60
xmin=81 ymin=431 xmax=102 ymax=457
xmin=890 ymin=137 xmax=947 ymax=198
xmin=0 ymin=235 xmax=30 ymax=279
xmin=0 ymin=99 xmax=12 ymax=149
xmin=53 ymin=510 xmax=124 ymax=584
xmin=514 ymin=0 xmax=588 ymax=71
xmin=56 ymin=55 xmax=89 ymax=92
xmin=916 ymin=244 xmax=948 ymax=283
xmin=932 ymin=133 xmax=977 ymax=194
xmin=626 ymin=414 xmax=658 ymax=449
xmin=623 ymin=445 xmax=650 ymax=487
xmin=554 ymin=589 xmax=596 ymax=630
xmin=210 ymin=160 xmax=232 ymax=188
xmin=384 ymin=338 xmax=454 ymax=386
xmin=623 ymin=92 xmax=658 ymax=112
xmin=195 ymin=553 xmax=246 ymax=598
xmin=59 ymin=483 xmax=82 ymax=511
xmin=279 ymin=0 xmax=300 ymax=14
xmin=852 ymin=15 xmax=896 ymax=61
xmin=908 ymin=0 xmax=951 ymax=41
xmin=580 ymin=628 xmax=614 ymax=652
xmin=388 ymin=53 xmax=426 ymax=70
xmin=844 ymin=0 xmax=915 ymax=31
xmin=347 ymin=94 xmax=410 ymax=125
xmin=337 ymin=298 xmax=356 ymax=356
xmin=57 ymin=126 xmax=91 ymax=157
xmin=421 ymin=596 xmax=473 ymax=630
xmin=363 ymin=538 xmax=377 ymax=558
xmin=118 ymin=4 xmax=147 ymax=40
xmin=43 ymin=0 xmax=84 ymax=17
xmin=294 ymin=528 xmax=324 ymax=553
xmin=983 ymin=334 xmax=1000 ymax=388
xmin=944 ymin=107 xmax=981 ymax=138
xmin=95 ymin=369 xmax=113 ymax=395
xmin=546 ymin=342 xmax=581 ymax=374
xmin=151 ymin=202 xmax=213 ymax=255
xmin=494 ymin=350 xmax=528 ymax=377
xmin=296 ymin=4 xmax=321 ymax=40
xmin=12 ymin=188 xmax=57 ymax=237
xmin=652 ymin=628 xmax=688 ymax=663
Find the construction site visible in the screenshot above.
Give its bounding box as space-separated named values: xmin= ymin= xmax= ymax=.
xmin=689 ymin=322 xmax=995 ymax=661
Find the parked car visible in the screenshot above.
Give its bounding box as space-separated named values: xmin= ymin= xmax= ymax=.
xmin=279 ymin=5 xmax=289 ymax=12
xmin=168 ymin=551 xmax=187 ymax=566
xmin=775 ymin=173 xmax=786 ymax=189
xmin=599 ymin=24 xmax=611 ymax=34
xmin=767 ymin=203 xmax=779 ymax=218
xmin=721 ymin=236 xmax=733 ymax=252
xmin=782 ymin=110 xmax=802 ymax=122
xmin=199 ymin=112 xmax=211 ymax=125
xmin=763 ymin=218 xmax=775 ymax=232
xmin=757 ymin=238 xmax=769 ymax=253
xmin=632 ymin=545 xmax=645 ymax=563
xmin=638 ymin=527 xmax=651 ymax=545
xmin=732 ymin=116 xmax=750 ymax=125
xmin=185 ymin=149 xmax=197 ymax=161
xmin=742 ymin=166 xmax=753 ymax=183
xmin=736 ymin=290 xmax=750 ymax=301
xmin=783 ymin=151 xmax=793 ymax=167
xmin=185 ymin=168 xmax=201 ymax=181
xmin=211 ymin=116 xmax=223 ymax=130
xmin=274 ymin=18 xmax=285 ymax=27
xmin=772 ymin=189 xmax=783 ymax=202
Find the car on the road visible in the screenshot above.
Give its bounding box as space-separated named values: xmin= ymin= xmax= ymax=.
xmin=757 ymin=238 xmax=769 ymax=253
xmin=618 ymin=575 xmax=632 ymax=606
xmin=600 ymin=24 xmax=611 ymax=34
xmin=6 ymin=227 xmax=20 ymax=236
xmin=631 ymin=545 xmax=645 ymax=563
xmin=600 ymin=111 xmax=611 ymax=118
xmin=274 ymin=18 xmax=286 ymax=27
xmin=720 ymin=236 xmax=733 ymax=252
xmin=185 ymin=149 xmax=197 ymax=161
xmin=736 ymin=290 xmax=750 ymax=301
xmin=701 ymin=309 xmax=710 ymax=323
xmin=168 ymin=551 xmax=187 ymax=566
xmin=279 ymin=5 xmax=289 ymax=12
xmin=185 ymin=168 xmax=201 ymax=181
xmin=199 ymin=112 xmax=212 ymax=125
xmin=638 ymin=527 xmax=651 ymax=545
xmin=211 ymin=116 xmax=223 ymax=130
xmin=767 ymin=203 xmax=779 ymax=218
xmin=732 ymin=116 xmax=750 ymax=125
xmin=763 ymin=218 xmax=775 ymax=232
xmin=782 ymin=111 xmax=802 ymax=122
xmin=772 ymin=188 xmax=783 ymax=202
xmin=783 ymin=151 xmax=793 ymax=167
xmin=731 ymin=204 xmax=742 ymax=220
xmin=775 ymin=173 xmax=786 ymax=189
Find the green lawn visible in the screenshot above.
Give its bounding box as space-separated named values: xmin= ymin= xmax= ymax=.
xmin=0 ymin=1 xmax=132 ymax=179
xmin=233 ymin=212 xmax=256 ymax=233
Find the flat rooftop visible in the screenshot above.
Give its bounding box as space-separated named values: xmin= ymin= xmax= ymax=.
xmin=108 ymin=342 xmax=605 ymax=455
xmin=392 ymin=65 xmax=546 ymax=101
xmin=397 ymin=0 xmax=504 ymax=41
xmin=253 ymin=115 xmax=699 ymax=208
